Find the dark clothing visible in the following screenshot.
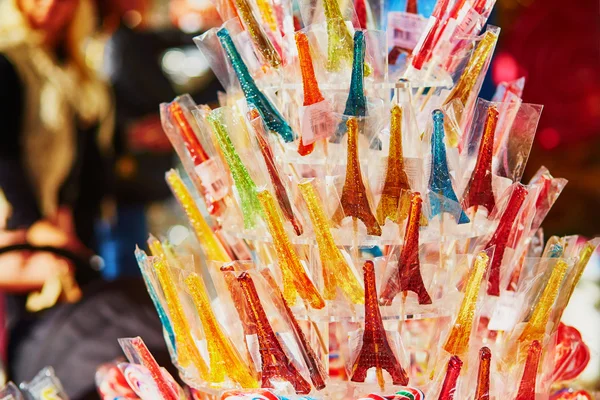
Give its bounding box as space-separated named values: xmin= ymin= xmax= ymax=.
xmin=0 ymin=55 xmax=40 ymax=229
xmin=9 ymin=279 xmax=173 ymax=400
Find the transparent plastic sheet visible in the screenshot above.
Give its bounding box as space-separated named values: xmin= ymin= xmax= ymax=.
xmin=0 ymin=382 xmax=23 ymax=400
xmin=19 ymin=367 xmax=69 ymax=400
xmin=441 ymin=0 xmax=498 ymax=75
xmin=527 ymin=166 xmax=568 ymax=233
xmin=148 ymin=256 xmax=209 ymax=387
xmin=492 ymin=76 xmax=525 ymax=102
xmin=450 ymin=26 xmax=500 ymax=132
xmin=386 ymin=10 xmax=429 ymax=80
xmin=194 ymin=24 xmax=240 ymax=93
xmin=363 ymin=30 xmax=386 ymax=84
xmin=135 ymin=248 xmax=178 ymax=359
xmin=160 ymin=97 xmax=232 ymax=220
xmin=492 ymin=102 xmax=543 ymax=182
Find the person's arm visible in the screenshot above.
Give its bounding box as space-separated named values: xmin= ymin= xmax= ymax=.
xmin=0 ymin=55 xmax=76 ymax=293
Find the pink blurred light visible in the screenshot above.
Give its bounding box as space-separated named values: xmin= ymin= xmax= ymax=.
xmin=493 ymin=52 xmax=520 ymax=84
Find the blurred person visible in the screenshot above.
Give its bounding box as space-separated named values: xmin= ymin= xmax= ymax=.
xmin=0 ymin=0 xmax=172 ymax=397
xmin=93 ymin=0 xmax=223 ymax=279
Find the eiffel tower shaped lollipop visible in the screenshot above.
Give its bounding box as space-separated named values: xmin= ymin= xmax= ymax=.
xmin=380 ymin=192 xmax=432 ymax=305
xmin=237 ymin=272 xmax=312 ymax=394
xmin=332 ymin=117 xmax=382 ymax=236
xmin=428 ymin=110 xmax=470 ymax=224
xmin=376 ymin=105 xmax=412 ymax=225
xmin=217 ymin=28 xmax=294 ymax=143
xmin=350 ymin=260 xmax=409 ymax=390
xmin=462 ymin=105 xmax=498 ymax=214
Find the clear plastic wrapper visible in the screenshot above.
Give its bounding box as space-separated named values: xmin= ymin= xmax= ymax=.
xmin=19 ymin=367 xmax=69 ymax=400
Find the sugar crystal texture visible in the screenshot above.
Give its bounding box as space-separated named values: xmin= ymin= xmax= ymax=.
xmin=380 ymin=192 xmax=432 ymax=305
xmin=444 ymin=252 xmax=489 ymax=356
xmin=518 ymin=259 xmax=568 ymax=345
xmin=351 ymin=260 xmax=409 ymax=389
xmin=462 ymin=105 xmax=498 ymax=213
xmin=428 ymin=110 xmax=470 ymax=224
xmin=185 ymin=273 xmax=258 ymax=387
xmin=376 ymin=105 xmax=412 ymax=225
xmin=207 ymin=109 xmax=263 ymax=229
xmin=166 ymin=170 xmax=231 ymax=262
xmin=515 ymin=341 xmax=542 ymax=400
xmin=474 ymin=347 xmax=491 ymax=400
xmin=443 ymin=31 xmax=498 ymax=109
xmin=298 ymin=180 xmax=364 ymax=304
xmin=257 ymin=189 xmax=325 ymax=309
xmin=250 ymin=109 xmax=303 ymax=235
xmin=438 ymin=356 xmax=463 ymax=400
xmin=332 ymin=118 xmax=382 ymax=236
xmin=230 ymin=0 xmax=281 ymax=68
xmin=485 ymin=184 xmax=528 ymax=296
xmin=323 ymin=0 xmax=354 ymax=72
xmin=260 ymin=269 xmax=327 ymax=390
xmin=237 ymin=272 xmax=312 ymax=394
xmin=154 ymin=258 xmax=208 ymax=379
xmin=217 ymin=28 xmax=293 ymax=142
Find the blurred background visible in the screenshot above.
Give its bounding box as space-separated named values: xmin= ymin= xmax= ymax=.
xmin=0 ymin=0 xmax=598 ymax=395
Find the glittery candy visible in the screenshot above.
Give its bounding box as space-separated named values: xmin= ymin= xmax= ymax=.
xmin=443 ymin=31 xmax=498 ymax=109
xmin=295 ymin=31 xmax=324 ymax=156
xmin=249 ymin=110 xmax=303 ymax=235
xmin=217 ymin=28 xmax=293 ymax=142
xmin=207 ymin=109 xmax=263 ymax=229
xmin=168 ymin=101 xmax=210 ymax=164
xmin=296 ymin=32 xmax=325 ymax=107
xmin=230 ymin=0 xmax=281 ymax=68
xmin=298 ymin=180 xmax=364 ymax=304
xmin=376 ymin=105 xmax=412 ymax=225
xmin=515 ymin=340 xmax=542 ymax=400
xmin=323 ymin=0 xmax=354 ymax=72
xmin=350 ymin=261 xmax=409 ymax=389
xmin=237 ymin=272 xmax=312 ymax=394
xmin=428 ymin=110 xmax=470 ymax=224
xmin=443 ymin=252 xmax=489 ymax=356
xmin=256 ymin=0 xmax=278 ymax=32
xmin=261 ymin=269 xmax=327 ymax=390
xmin=438 ymin=356 xmax=463 ymax=400
xmin=380 ymin=192 xmax=431 ymax=305
xmin=343 ymin=31 xmax=367 ymax=118
xmin=484 ymin=184 xmax=528 ymax=296
xmin=121 ymin=337 xmax=178 ymax=400
xmin=332 ymin=31 xmax=368 ymax=143
xmin=166 ymin=170 xmax=231 ymax=262
xmin=135 ymin=247 xmax=176 ymax=351
xmin=185 ymin=272 xmax=258 ymax=387
xmin=332 ymin=118 xmax=382 ymax=236
xmin=474 ymin=347 xmax=491 ymax=400
xmin=553 ymin=242 xmax=596 ymax=324
xmin=221 ymin=264 xmax=257 ymax=336
xmin=462 ymin=105 xmax=498 ymax=213
xmin=154 ymin=257 xmax=208 ymax=379
xmin=518 ymin=259 xmax=568 ymax=345
xmin=257 ymin=189 xmax=325 ymax=309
